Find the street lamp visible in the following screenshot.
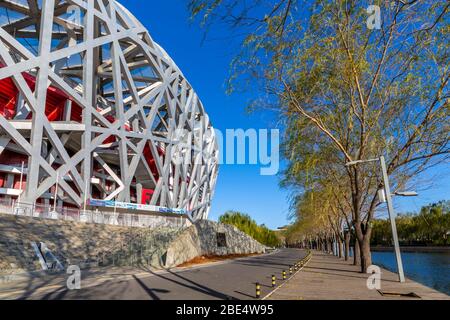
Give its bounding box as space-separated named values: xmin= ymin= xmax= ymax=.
xmin=346 ymin=156 xmax=407 ymax=283
xmin=394 ymin=191 xmax=418 ymax=197
xmin=378 ymin=190 xmax=418 ymax=202
xmin=345 ymin=159 xmax=379 ymax=166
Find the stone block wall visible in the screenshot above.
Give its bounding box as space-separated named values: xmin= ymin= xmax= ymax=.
xmin=164 ymin=220 xmax=266 ymax=267
xmin=0 ymin=213 xmax=182 ymax=274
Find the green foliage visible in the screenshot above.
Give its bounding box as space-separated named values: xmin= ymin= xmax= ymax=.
xmin=372 ymin=201 xmax=450 ymax=246
xmin=218 ymin=211 xmax=281 ymax=247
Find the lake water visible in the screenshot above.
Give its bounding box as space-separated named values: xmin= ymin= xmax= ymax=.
xmin=371 ymin=251 xmax=450 ymax=295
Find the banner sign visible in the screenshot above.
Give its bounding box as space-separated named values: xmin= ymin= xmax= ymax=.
xmin=88 ymin=199 xmax=188 ymax=215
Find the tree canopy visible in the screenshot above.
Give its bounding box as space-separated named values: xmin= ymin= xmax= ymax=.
xmin=372 ymin=201 xmax=450 ymax=246
xmin=189 ymin=0 xmax=450 ymax=271
xmin=218 ymin=211 xmax=281 ymax=247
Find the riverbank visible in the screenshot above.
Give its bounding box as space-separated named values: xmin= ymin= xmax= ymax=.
xmin=371 ymin=246 xmax=450 ymax=253
xmin=267 ymin=250 xmax=449 ymax=300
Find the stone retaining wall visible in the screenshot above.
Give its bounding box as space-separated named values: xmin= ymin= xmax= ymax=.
xmin=0 ymin=213 xmax=182 ymax=274
xmin=0 ymin=214 xmax=266 ymax=274
xmin=164 ymin=220 xmax=267 ymax=267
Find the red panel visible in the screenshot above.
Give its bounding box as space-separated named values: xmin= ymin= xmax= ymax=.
xmin=70 ymin=103 xmax=83 ymax=122
xmin=0 ymin=173 xmax=5 ymax=188
xmin=0 ymin=150 xmax=27 ymax=166
xmin=0 ymin=66 xmax=82 ymax=123
xmin=13 ymin=175 xmax=26 ymax=190
xmin=0 ymin=77 xmax=19 ymax=119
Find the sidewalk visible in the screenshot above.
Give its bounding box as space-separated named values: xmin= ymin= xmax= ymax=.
xmin=267 ymin=251 xmax=449 ymax=300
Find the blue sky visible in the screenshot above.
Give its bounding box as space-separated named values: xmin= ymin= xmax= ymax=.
xmin=122 ymin=0 xmax=449 ymax=229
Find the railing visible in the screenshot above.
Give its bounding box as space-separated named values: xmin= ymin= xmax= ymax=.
xmin=0 ymin=199 xmax=191 ymax=230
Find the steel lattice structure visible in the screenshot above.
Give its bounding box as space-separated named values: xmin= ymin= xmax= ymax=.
xmin=0 ymin=0 xmax=218 ymax=220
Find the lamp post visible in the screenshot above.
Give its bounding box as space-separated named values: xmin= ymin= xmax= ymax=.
xmin=379 ymin=156 xmax=405 ymax=283
xmin=346 ymin=156 xmax=410 ymax=283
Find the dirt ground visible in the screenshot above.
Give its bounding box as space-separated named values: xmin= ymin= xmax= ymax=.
xmin=176 ymin=253 xmax=260 ymax=267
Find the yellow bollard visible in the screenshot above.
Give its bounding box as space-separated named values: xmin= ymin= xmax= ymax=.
xmin=256 ymin=282 xmax=261 ymax=299
xmin=271 ymin=275 xmax=276 ymax=287
xmin=282 ymin=270 xmax=287 ymax=280
xmin=289 ymin=266 xmax=293 ymax=274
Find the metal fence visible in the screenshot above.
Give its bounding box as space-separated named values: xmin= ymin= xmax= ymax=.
xmin=0 ymin=199 xmax=191 ymax=229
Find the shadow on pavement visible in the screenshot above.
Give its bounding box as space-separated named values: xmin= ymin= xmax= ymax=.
xmin=234 ymin=290 xmax=256 ymax=299
xmin=152 ymin=268 xmax=239 ymax=300
xmin=132 ymin=275 xmax=170 ymax=300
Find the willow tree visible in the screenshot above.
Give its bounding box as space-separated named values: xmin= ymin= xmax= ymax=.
xmin=285 ymin=189 xmax=335 ymax=251
xmin=286 ymin=181 xmax=356 ymax=258
xmin=281 ymin=118 xmax=358 ymax=261
xmin=189 ymin=0 xmax=450 ymax=271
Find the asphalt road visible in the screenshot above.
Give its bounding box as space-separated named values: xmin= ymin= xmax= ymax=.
xmin=29 ymin=248 xmax=307 ymax=300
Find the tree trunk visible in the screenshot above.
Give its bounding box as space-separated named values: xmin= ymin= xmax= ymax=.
xmin=338 ymin=238 xmax=343 ymax=258
xmin=359 ymin=236 xmax=372 ymax=273
xmin=355 ymin=221 xmax=373 ymax=272
xmin=353 ymin=239 xmax=360 ymax=266
xmin=344 ymin=232 xmax=350 ymax=261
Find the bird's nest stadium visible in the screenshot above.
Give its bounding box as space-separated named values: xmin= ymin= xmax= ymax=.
xmin=0 ymin=0 xmax=219 ymax=223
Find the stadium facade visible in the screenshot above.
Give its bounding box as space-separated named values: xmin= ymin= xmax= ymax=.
xmin=0 ymin=0 xmax=219 ymax=221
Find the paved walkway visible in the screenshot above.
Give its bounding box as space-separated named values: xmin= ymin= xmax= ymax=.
xmin=267 ymin=251 xmax=449 ymax=300
xmin=0 ymin=249 xmax=307 ymax=300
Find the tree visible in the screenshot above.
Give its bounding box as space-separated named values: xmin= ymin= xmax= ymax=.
xmin=371 ymin=201 xmax=450 ymax=246
xmin=219 ymin=211 xmax=281 ymax=247
xmin=281 ymin=127 xmax=357 ymax=260
xmin=189 ymin=0 xmax=450 ymax=271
